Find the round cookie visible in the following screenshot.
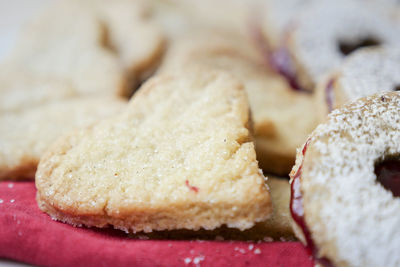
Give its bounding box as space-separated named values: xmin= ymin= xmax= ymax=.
xmin=290 ymin=91 xmax=400 ymax=266
xmin=286 ymin=0 xmax=400 ymax=91
xmin=315 ymin=47 xmax=400 ymax=119
xmin=159 ymin=32 xmax=319 ymax=175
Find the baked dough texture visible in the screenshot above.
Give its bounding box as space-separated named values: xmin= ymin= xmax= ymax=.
xmin=36 ymin=70 xmax=272 ymax=233
xmin=0 ymin=97 xmax=126 ymax=180
xmin=290 ymin=92 xmax=400 ymax=267
xmin=160 ymin=33 xmax=318 ymax=175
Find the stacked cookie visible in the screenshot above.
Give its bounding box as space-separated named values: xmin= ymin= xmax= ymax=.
xmin=0 ymin=0 xmax=165 ymax=180
xmin=2 ymin=0 xmax=400 ymax=254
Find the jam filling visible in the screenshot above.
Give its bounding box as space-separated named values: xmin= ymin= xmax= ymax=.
xmin=325 ymin=78 xmax=335 ymax=113
xmin=249 ymin=23 xmax=308 ymax=92
xmin=290 ymin=140 xmax=333 ymax=267
xmin=374 ymin=158 xmax=400 ymax=197
xmin=185 ymin=180 xmax=199 ymax=193
xmin=338 ymin=37 xmax=381 ymax=56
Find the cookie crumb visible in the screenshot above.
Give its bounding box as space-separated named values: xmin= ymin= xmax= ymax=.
xmin=184 ymin=258 xmax=191 ymax=264
xmin=8 ymin=183 xmax=14 ymax=188
xmin=254 ymin=248 xmax=261 ymax=254
xmin=248 ymin=244 xmax=254 ymax=251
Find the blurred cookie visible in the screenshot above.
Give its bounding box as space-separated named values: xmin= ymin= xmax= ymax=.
xmin=286 ymin=0 xmax=400 ymax=91
xmin=36 ymin=69 xmax=272 ymax=233
xmin=6 ymin=0 xmax=165 ymax=98
xmin=0 ymin=68 xmax=76 ymax=112
xmin=160 ymin=33 xmax=318 ymax=175
xmin=85 ymin=0 xmax=166 ymax=94
xmin=315 ymin=47 xmax=400 ymax=119
xmin=250 ymin=176 xmax=293 ymax=239
xmin=148 ymin=0 xmax=252 ymax=41
xmin=0 ymin=97 xmax=126 ymax=180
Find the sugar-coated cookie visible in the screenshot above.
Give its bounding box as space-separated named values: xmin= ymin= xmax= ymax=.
xmin=315 ymin=47 xmax=400 ymax=118
xmin=290 ymin=92 xmax=400 ymax=266
xmin=160 ymin=32 xmax=318 ymax=175
xmin=0 ymin=97 xmax=126 ymax=180
xmin=286 ymin=0 xmax=400 ymax=91
xmin=36 ymin=70 xmax=272 ymax=233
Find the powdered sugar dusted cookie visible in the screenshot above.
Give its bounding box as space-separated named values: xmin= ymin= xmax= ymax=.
xmin=286 ymin=0 xmax=400 ymax=91
xmin=0 ymin=97 xmax=126 ymax=180
xmin=36 ymin=70 xmax=272 ymax=233
xmin=290 ymin=92 xmax=400 ymax=266
xmin=160 ymin=33 xmax=318 ymax=175
xmin=316 ymin=47 xmax=400 ymax=118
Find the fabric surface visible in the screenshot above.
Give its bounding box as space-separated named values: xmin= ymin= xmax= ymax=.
xmin=0 ymin=181 xmax=313 ymax=267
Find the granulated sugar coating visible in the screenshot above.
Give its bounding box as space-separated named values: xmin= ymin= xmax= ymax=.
xmin=35 ymin=69 xmax=271 ymax=233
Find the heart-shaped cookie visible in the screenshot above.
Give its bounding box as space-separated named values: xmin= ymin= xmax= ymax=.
xmin=36 ymin=70 xmax=272 ymax=233
xmin=0 ymin=97 xmax=126 ymax=180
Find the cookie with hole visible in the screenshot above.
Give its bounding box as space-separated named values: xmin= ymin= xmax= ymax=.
xmin=285 ymin=0 xmax=400 ymax=92
xmin=290 ymin=91 xmax=400 ymax=267
xmin=315 ymin=47 xmax=400 ymax=120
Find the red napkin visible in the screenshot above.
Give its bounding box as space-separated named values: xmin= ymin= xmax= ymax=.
xmin=0 ymin=181 xmax=313 ymax=267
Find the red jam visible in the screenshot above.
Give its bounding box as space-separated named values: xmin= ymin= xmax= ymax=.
xmin=290 ymin=140 xmax=333 ymax=267
xmin=249 ymin=23 xmax=307 ymax=92
xmin=325 ymin=78 xmax=335 ymax=113
xmin=185 ymin=180 xmax=199 ymax=193
xmin=374 ymin=158 xmax=400 ymax=197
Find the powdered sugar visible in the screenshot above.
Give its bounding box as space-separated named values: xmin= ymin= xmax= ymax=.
xmin=338 ymin=47 xmax=400 ymax=102
xmin=295 ymin=92 xmax=400 ymax=266
xmin=290 ymin=0 xmax=400 ymax=87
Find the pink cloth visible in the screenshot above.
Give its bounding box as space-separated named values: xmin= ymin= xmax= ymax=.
xmin=0 ymin=181 xmax=313 ymax=267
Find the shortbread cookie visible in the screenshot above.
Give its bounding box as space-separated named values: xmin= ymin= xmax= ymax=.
xmin=6 ymin=1 xmax=127 ymax=97
xmin=36 ymin=70 xmax=272 ymax=233
xmin=132 ymin=176 xmax=293 ymax=240
xmin=7 ymin=0 xmax=165 ymax=97
xmin=316 ymin=47 xmax=400 ymax=118
xmin=148 ymin=0 xmax=251 ymax=40
xmin=259 ymin=0 xmax=314 ymax=49
xmin=290 ymin=92 xmax=400 ymax=266
xmin=0 ymin=68 xmax=76 ymax=112
xmin=85 ymin=0 xmax=165 ymax=93
xmin=160 ymin=33 xmax=319 ymax=175
xmin=286 ymin=0 xmax=400 ymax=91
xmin=0 ymin=97 xmax=126 ymax=180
